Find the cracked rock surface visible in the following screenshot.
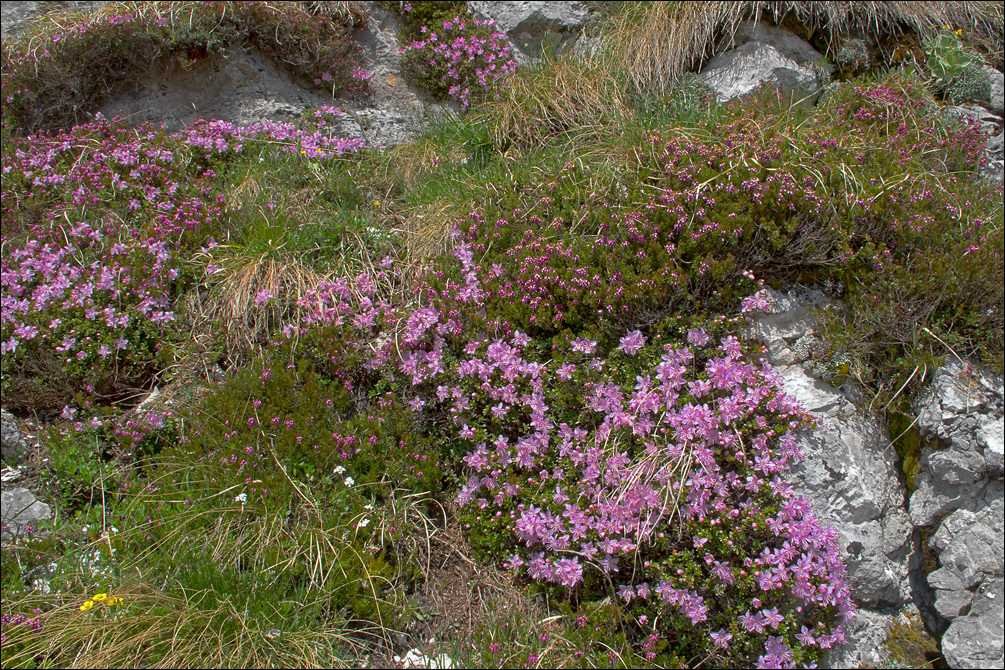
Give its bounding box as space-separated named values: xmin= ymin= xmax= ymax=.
xmin=746 ymin=287 xmax=916 ymax=668
xmin=911 ymin=360 xmax=1004 ymax=669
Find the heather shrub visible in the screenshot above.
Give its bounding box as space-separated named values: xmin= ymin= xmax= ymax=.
xmin=173 ymin=352 xmax=443 ymax=499
xmin=424 ymin=74 xmax=1001 ymax=381
xmin=448 ymin=328 xmax=852 ymax=667
xmin=1 ymin=1 xmax=368 ymax=133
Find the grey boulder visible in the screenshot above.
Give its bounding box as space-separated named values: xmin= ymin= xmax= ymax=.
xmin=941 ymin=577 xmax=1005 ymax=669
xmin=980 ymin=66 xmax=1004 ymax=117
xmin=700 ymin=21 xmax=829 ymax=102
xmin=467 ymin=1 xmax=589 ymax=64
xmin=779 ymin=363 xmax=914 ymax=606
xmin=1 ymin=488 xmax=51 ymax=540
xmin=1 ymin=409 xmax=26 ymax=464
xmin=910 ymin=361 xmax=1004 ymax=528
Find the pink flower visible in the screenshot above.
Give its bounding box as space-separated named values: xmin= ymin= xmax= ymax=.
xmin=617 ymin=330 xmax=646 ymax=356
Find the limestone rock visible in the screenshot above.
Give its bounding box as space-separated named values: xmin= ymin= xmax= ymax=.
xmin=981 ymin=66 xmax=1004 ymax=117
xmin=1 ymin=409 xmax=26 ymax=464
xmin=742 ymin=287 xmax=828 ymax=366
xmin=780 ymin=364 xmax=914 ymax=605
xmin=910 ymin=360 xmax=1004 ymax=528
xmin=941 ymin=577 xmax=1005 ymax=669
xmin=699 ymin=22 xmax=829 ymax=103
xmin=927 ymin=500 xmax=1004 ymax=626
xmin=944 ymin=105 xmax=1002 ymax=136
xmin=467 ymin=1 xmax=589 ymax=64
xmin=746 ymin=288 xmax=914 ymax=608
xmin=349 ymin=4 xmax=453 ymax=147
xmin=723 ymin=20 xmax=825 ymax=67
xmin=99 ymin=48 xmax=337 ymax=131
xmin=983 ymin=132 xmax=1005 ymax=185
xmin=979 ymin=417 xmax=1005 ymax=478
xmin=572 ymin=35 xmax=603 ymax=59
xmin=909 ymin=361 xmax=1004 ymax=668
xmin=1 ymin=488 xmax=51 ymax=540
xmin=824 ymin=607 xmax=895 ymax=668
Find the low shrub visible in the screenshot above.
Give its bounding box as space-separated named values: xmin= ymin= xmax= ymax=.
xmin=945 ymin=62 xmax=993 ymax=103
xmin=1 ymin=109 xmax=369 ymax=412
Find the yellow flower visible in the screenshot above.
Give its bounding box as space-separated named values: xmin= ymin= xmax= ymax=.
xmin=92 ymin=593 xmax=108 ymax=601
xmin=373 ymin=200 xmax=380 ymax=207
xmin=106 ymin=597 xmax=124 ymax=606
xmin=79 ymin=600 xmax=95 ymax=611
xmin=955 ymin=29 xmax=963 ymax=36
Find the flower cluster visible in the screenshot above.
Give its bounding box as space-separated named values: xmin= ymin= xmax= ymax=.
xmin=446 ymin=327 xmax=853 ymax=665
xmin=79 ymin=592 xmax=124 ymax=612
xmin=399 ymin=15 xmax=516 ymax=108
xmin=0 ymin=610 xmax=42 ymax=646
xmin=182 ymin=108 xmax=365 ymax=160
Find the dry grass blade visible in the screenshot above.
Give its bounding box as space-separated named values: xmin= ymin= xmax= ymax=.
xmin=473 ymin=54 xmax=630 ymax=152
xmin=186 ymin=251 xmax=327 ymax=366
xmin=404 ymin=201 xmax=466 ymax=268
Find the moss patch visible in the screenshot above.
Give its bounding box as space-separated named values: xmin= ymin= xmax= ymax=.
xmin=883 ymin=610 xmax=942 ymax=669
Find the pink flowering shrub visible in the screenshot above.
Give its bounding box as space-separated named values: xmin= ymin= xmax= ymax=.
xmin=1 ymin=110 xmax=366 ymax=410
xmin=450 ymin=328 xmax=854 ymax=667
xmin=399 ymin=15 xmax=517 ymax=109
xmin=182 ymin=108 xmax=365 ymax=161
xmin=0 ymin=610 xmax=43 ymax=656
xmin=351 ymin=239 xmax=852 ymax=665
xmin=1 ymin=1 xmax=368 ymax=132
xmin=1 ymin=118 xmax=223 ymax=409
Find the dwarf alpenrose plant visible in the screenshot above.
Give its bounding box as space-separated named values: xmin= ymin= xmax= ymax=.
xmin=0 ymin=110 xmax=365 ymax=410
xmin=399 ymin=14 xmax=517 ymax=109
xmin=234 ymin=234 xmax=853 ymax=667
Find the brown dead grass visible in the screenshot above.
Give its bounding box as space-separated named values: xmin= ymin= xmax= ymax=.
xmin=185 ymin=252 xmax=327 ymax=367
